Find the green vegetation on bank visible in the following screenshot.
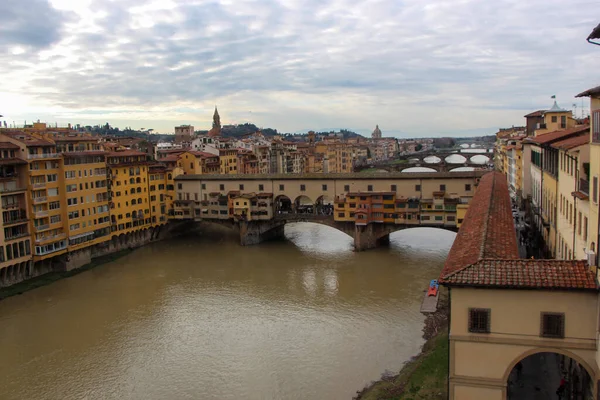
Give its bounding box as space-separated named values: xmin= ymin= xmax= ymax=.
xmin=356 ymin=330 xmax=449 ymax=400
xmin=0 ymin=249 xmax=132 ymax=301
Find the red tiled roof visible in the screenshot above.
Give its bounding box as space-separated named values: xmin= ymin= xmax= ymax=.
xmin=550 ymin=134 xmax=589 ymax=151
xmin=0 ymin=158 xmax=27 ymax=165
xmin=439 ymin=171 xmax=519 ymax=280
xmin=527 ymin=125 xmax=589 ymax=145
xmin=442 ymin=259 xmax=597 ymax=291
xmin=524 ymin=110 xmax=544 ymax=118
xmin=576 ymin=85 xmax=600 ymax=98
xmin=440 ymin=171 xmax=599 ymax=291
xmin=62 ymin=151 xmax=107 ymax=157
xmin=106 ymin=150 xmax=147 ymax=157
xmin=0 ymin=142 xmax=20 ymax=149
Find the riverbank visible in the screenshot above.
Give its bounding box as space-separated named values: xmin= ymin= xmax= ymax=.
xmin=0 ymin=249 xmax=132 ymax=301
xmin=355 ymin=293 xmax=449 ymax=400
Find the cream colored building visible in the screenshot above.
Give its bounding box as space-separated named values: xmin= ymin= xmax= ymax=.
xmin=576 ymin=86 xmax=600 ymax=262
xmin=440 ymin=171 xmax=599 ymax=400
xmin=554 ymin=135 xmax=591 ymax=260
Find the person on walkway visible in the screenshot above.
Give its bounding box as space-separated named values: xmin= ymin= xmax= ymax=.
xmin=556 ymin=377 xmax=566 ymax=399
xmin=515 ymin=361 xmax=522 ymax=379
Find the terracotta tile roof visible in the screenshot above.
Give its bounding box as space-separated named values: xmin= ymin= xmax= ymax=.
xmin=440 ymin=170 xmax=598 ymax=291
xmin=442 ymin=259 xmax=597 ymax=291
xmin=550 ymin=134 xmax=590 ymax=150
xmin=576 ymin=85 xmax=600 ymax=98
xmin=524 ymin=110 xmax=545 ymax=118
xmin=0 ymin=158 xmax=27 ymax=165
xmin=106 ymin=150 xmax=147 ymax=157
xmin=53 ymin=136 xmax=98 ymax=142
xmin=0 ymin=142 xmax=20 ymax=150
xmin=527 ymin=125 xmax=590 ymax=145
xmin=439 ymin=171 xmax=519 ymax=280
xmin=62 ymin=151 xmax=107 ymax=157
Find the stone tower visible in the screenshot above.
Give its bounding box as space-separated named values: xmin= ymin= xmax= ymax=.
xmin=208 ymin=106 xmax=222 ymax=137
xmin=372 ymin=124 xmax=382 ymax=139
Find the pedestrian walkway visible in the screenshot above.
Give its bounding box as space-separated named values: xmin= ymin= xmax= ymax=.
xmin=508 ymin=353 xmax=562 ymax=400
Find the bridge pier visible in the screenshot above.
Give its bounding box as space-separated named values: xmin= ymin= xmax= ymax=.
xmin=353 ymin=224 xmax=394 ymax=251
xmin=239 ymin=220 xmax=286 ymax=246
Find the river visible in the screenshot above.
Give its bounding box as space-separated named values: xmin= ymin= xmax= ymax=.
xmin=0 ymin=224 xmax=455 ymax=400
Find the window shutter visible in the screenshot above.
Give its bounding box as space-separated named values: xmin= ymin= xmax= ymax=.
xmin=594 ymin=177 xmax=598 ymax=204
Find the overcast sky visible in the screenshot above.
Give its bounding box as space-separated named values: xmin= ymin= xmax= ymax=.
xmin=0 ymin=0 xmax=598 ymax=137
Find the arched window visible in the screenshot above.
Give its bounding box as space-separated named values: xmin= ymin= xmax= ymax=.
xmin=132 ymin=199 xmax=136 ymax=205
xmin=136 ymin=177 xmax=141 ymax=184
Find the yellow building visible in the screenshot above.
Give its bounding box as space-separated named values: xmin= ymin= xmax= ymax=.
xmin=0 ymin=142 xmax=32 ymax=285
xmin=534 ymin=101 xmax=577 ymax=136
xmin=440 ymin=171 xmax=599 ymax=400
xmin=107 ymin=150 xmax=153 ymax=235
xmin=219 ymin=148 xmax=238 ymax=174
xmin=553 ymin=135 xmax=590 ymax=260
xmin=576 ymin=86 xmax=600 ymax=264
xmin=177 ymin=151 xmax=220 ymax=176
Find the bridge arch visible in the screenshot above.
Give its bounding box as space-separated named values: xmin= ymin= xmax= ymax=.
xmin=294 ymin=195 xmax=314 ymax=214
xmin=315 ymin=195 xmax=334 ymax=216
xmin=275 ymin=195 xmax=292 ymax=214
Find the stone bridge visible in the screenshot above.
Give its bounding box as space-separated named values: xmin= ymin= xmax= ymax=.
xmin=193 ymin=213 xmax=458 ymax=251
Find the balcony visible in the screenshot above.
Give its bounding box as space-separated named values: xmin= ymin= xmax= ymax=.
xmin=35 ymin=210 xmax=49 ymax=218
xmin=35 ymin=232 xmax=66 ymax=245
xmin=3 ymin=210 xmax=28 ymax=225
xmin=0 ymin=181 xmax=27 ymax=194
xmin=5 ymin=232 xmax=29 ymax=241
xmin=33 ymin=196 xmax=47 ymax=204
xmin=32 ymin=182 xmax=46 ymax=189
xmin=27 ymin=153 xmax=58 ymax=160
xmin=35 ymin=224 xmax=50 ymax=231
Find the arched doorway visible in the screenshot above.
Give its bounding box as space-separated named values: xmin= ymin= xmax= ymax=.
xmin=294 ymin=195 xmax=313 ymax=214
xmin=506 ymin=351 xmax=593 ymax=400
xmin=274 ymin=195 xmax=292 ymax=215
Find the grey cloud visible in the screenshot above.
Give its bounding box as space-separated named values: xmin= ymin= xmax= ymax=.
xmin=0 ymin=0 xmax=72 ymax=50
xmin=1 ymin=0 xmax=599 ymax=135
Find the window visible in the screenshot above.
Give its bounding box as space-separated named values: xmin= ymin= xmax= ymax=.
xmin=338 ymin=212 xmax=344 ymax=218
xmin=584 ymin=217 xmax=588 ymax=241
xmin=220 ymin=184 xmax=225 ymax=190
xmin=48 ymin=188 xmax=58 ymax=197
xmin=465 ymin=184 xmax=471 ymax=191
xmin=49 ymin=201 xmax=60 ymax=210
xmin=239 ymin=184 xmax=244 ymax=190
xmin=594 ymin=176 xmax=598 ymax=203
xmin=46 ymin=174 xmax=57 ymax=182
xmin=300 ymin=184 xmax=306 ymax=191
xmin=415 ymin=184 xmax=421 ymax=191
xmin=259 ymin=184 xmax=264 ymax=191
xmin=593 ymin=110 xmax=600 ymax=143
xmin=177 ymin=183 xmax=182 ymax=190
xmin=50 ymin=215 xmax=61 ymax=224
xmin=344 ymin=185 xmax=350 ymax=192
xmin=468 ymin=308 xmax=491 ymax=333
xmin=391 ymin=185 xmax=397 ymax=191
xmin=202 ymin=184 xmax=206 ymax=190
xmin=440 ymin=184 xmax=446 ymax=191
xmin=367 ymin=185 xmax=373 ymax=191
xmin=322 ymin=184 xmax=327 ymax=191
xmin=279 ymin=184 xmax=284 ymax=190
xmin=551 ymin=115 xmax=557 ymax=123
xmin=435 ymin=216 xmax=443 ymax=221
xmin=541 ymin=312 xmax=565 ymax=338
